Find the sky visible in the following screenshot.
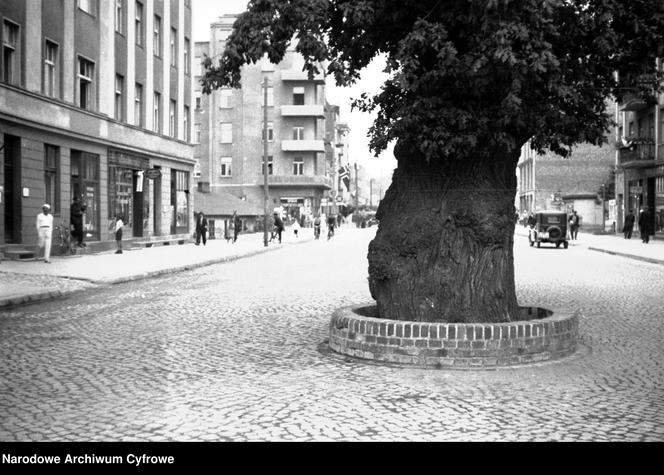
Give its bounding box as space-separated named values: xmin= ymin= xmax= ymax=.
xmin=192 ymin=0 xmax=397 ymax=189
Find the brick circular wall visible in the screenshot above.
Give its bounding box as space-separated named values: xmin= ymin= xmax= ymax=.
xmin=328 ymin=304 xmax=579 ymax=368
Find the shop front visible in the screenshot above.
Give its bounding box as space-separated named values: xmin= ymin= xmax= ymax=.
xmin=108 ymin=149 xmax=150 ymax=238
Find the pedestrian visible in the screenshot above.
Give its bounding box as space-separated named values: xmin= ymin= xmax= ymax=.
xmin=195 ymin=211 xmax=208 ymax=246
xmin=35 ymin=204 xmax=53 ymax=263
xmin=70 ymin=195 xmax=87 ymax=248
xmin=623 ymin=210 xmax=635 ymax=239
xmin=327 ymin=214 xmax=336 ymax=240
xmin=638 ymin=207 xmax=653 ymax=244
xmin=292 ymin=218 xmax=300 ymax=238
xmin=272 ymin=212 xmax=284 ymax=243
xmin=569 ymin=210 xmax=580 ymax=240
xmin=313 ymin=214 xmax=321 ymax=239
xmin=526 ymin=212 xmax=536 ymax=228
xmin=114 ymin=214 xmax=124 ymax=254
xmin=233 ymin=211 xmax=241 ymax=243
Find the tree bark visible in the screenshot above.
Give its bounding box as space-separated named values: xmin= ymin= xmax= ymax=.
xmin=368 ymin=141 xmax=521 ymax=323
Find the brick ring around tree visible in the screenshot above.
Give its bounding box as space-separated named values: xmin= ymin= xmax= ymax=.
xmin=328 ymin=305 xmax=579 ymax=369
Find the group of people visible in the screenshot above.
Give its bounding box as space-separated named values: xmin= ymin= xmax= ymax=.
xmin=623 ymin=207 xmax=655 ymax=244
xmin=194 ymin=211 xmax=242 ymax=246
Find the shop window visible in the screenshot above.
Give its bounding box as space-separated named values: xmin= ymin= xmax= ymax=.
xmin=71 ymin=151 xmax=100 ymax=240
xmin=44 ymin=145 xmax=60 ymax=214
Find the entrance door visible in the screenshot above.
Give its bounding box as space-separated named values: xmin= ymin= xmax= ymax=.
xmin=132 ymin=172 xmax=144 ymax=238
xmin=647 ymin=177 xmax=656 ymax=232
xmin=153 ymin=166 xmax=161 ymax=236
xmin=3 ymin=135 xmax=21 ymax=244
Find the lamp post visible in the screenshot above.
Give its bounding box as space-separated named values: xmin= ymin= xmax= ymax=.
xmin=262 ymin=77 xmax=270 ymax=247
xmin=354 ymin=162 xmax=359 ymax=209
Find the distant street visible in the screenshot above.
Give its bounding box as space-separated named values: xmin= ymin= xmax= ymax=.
xmin=1 ymin=228 xmax=663 ymax=441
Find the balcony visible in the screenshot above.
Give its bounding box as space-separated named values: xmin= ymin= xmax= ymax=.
xmin=281 ymin=105 xmax=325 ymax=117
xmin=281 ymin=139 xmax=325 ymax=152
xmin=619 ymin=91 xmax=656 ymax=112
xmin=280 ymin=70 xmax=325 ymax=83
xmin=618 ymin=140 xmax=655 ymax=167
xmin=262 ymin=175 xmax=332 ymax=189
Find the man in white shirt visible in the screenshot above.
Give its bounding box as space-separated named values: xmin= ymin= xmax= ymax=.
xmin=36 ymin=204 xmax=54 ymax=263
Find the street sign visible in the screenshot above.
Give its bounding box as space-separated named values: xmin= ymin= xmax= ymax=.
xmin=144 ymin=169 xmax=161 ymax=179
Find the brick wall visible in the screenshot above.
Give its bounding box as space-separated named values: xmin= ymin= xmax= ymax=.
xmin=329 ymin=305 xmax=579 ymax=368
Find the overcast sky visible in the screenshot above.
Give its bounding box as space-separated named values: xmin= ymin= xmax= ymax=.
xmin=192 ymin=0 xmax=397 ymax=187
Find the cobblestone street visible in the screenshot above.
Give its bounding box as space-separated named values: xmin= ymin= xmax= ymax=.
xmin=1 ymin=228 xmax=663 ymax=441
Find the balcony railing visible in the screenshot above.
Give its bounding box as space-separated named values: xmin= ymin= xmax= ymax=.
xmin=280 ymin=70 xmax=325 ymax=82
xmin=281 ymin=139 xmax=326 ymax=152
xmin=618 ymin=142 xmax=655 ymax=164
xmin=261 ymin=175 xmax=332 ymax=189
xmin=281 ymin=105 xmax=325 ymax=117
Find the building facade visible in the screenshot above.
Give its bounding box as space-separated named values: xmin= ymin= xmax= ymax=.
xmin=194 ymin=14 xmax=332 ymax=224
xmin=615 ymin=58 xmax=664 ymax=235
xmin=517 ymin=137 xmax=615 ymax=230
xmin=1 ymin=0 xmax=195 ymax=252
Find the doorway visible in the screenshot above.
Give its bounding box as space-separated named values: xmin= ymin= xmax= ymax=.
xmin=3 ymin=135 xmax=21 ymax=244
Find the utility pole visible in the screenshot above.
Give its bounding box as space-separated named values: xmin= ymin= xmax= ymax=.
xmin=354 ymin=162 xmax=359 ymax=209
xmin=262 ymin=77 xmax=270 ymax=247
xmin=601 ymin=183 xmax=606 ymax=232
xmin=369 ymin=179 xmax=373 ymax=207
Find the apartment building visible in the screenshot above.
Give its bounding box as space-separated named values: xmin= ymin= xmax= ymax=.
xmin=194 ymin=14 xmax=332 ymax=225
xmin=615 ymin=58 xmax=664 ymax=235
xmin=517 ymin=137 xmax=615 ymax=231
xmin=0 ymin=0 xmax=195 ymax=252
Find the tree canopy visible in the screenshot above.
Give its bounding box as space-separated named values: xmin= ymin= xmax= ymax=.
xmin=201 ymin=0 xmax=664 ymax=161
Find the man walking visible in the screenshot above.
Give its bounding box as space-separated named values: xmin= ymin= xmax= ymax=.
xmin=638 ymin=207 xmax=653 ymax=244
xmin=233 ymin=211 xmax=242 ymax=243
xmin=623 ymin=210 xmax=635 ymax=239
xmin=569 ymin=210 xmax=580 ymax=240
xmin=70 ymin=195 xmax=87 ymax=247
xmin=195 ymin=211 xmax=208 ymax=246
xmin=271 ymin=212 xmax=284 ymax=243
xmin=36 ymin=204 xmax=53 ymax=263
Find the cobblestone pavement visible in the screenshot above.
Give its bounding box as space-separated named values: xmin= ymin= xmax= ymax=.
xmin=0 ymin=272 xmax=96 ymax=307
xmin=0 ymin=228 xmax=662 ymax=441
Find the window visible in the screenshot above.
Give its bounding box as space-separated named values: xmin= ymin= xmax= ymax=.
xmin=193 ymin=160 xmax=201 ymax=178
xmin=220 ymin=123 xmax=232 ymax=143
xmin=44 ymin=145 xmax=60 ymax=214
xmin=195 ymin=58 xmax=203 ymax=76
xmin=44 ymin=40 xmax=58 ymax=97
xmin=170 ymin=27 xmax=177 ymax=66
xmin=220 ymin=89 xmax=232 ymax=108
xmin=134 ymin=83 xmax=143 ymax=127
xmin=184 ymin=105 xmax=190 ymax=141
xmin=153 ymin=15 xmax=162 ymax=56
xmin=293 ymin=157 xmax=304 ymax=176
xmin=77 ymin=57 xmax=94 ymax=110
xmin=2 ymin=20 xmax=19 ymax=85
xmin=184 ymin=37 xmax=190 ymax=75
xmin=71 ymin=151 xmax=100 ymax=239
xmin=261 ymin=155 xmax=273 ymax=175
xmin=169 ymin=99 xmax=176 ymax=137
xmin=195 ymin=94 xmax=202 ymax=110
xmin=220 ymin=157 xmax=232 ymax=176
xmin=114 ymin=74 xmax=124 ymax=120
xmin=153 ymin=92 xmax=161 ymax=133
xmin=293 ymin=87 xmax=305 ymax=105
xmin=261 ymin=86 xmax=274 ymax=107
xmin=171 ymin=169 xmax=190 ymax=233
xmin=115 ymin=0 xmax=124 ymax=34
xmin=194 ymin=123 xmax=201 ymax=143
xmin=293 ymin=127 xmax=304 ymax=140
xmin=263 ymin=121 xmax=274 ymax=142
xmin=135 ymin=2 xmax=144 ymax=46
xmin=78 ymin=0 xmax=96 ymax=15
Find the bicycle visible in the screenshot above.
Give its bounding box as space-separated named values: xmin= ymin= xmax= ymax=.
xmin=54 ymin=221 xmax=75 ymax=256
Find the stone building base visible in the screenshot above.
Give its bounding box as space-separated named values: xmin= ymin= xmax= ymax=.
xmin=329 ymin=304 xmax=579 ymax=369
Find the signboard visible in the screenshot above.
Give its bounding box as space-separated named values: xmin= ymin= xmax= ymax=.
xmin=144 ymin=168 xmax=162 ymax=180
xmin=629 ymin=186 xmax=643 ymax=194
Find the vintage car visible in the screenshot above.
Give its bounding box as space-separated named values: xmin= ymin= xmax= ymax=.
xmin=528 ymin=211 xmax=569 ymax=249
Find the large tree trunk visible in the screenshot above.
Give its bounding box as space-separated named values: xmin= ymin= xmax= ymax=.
xmin=368 ymin=142 xmax=521 ymax=323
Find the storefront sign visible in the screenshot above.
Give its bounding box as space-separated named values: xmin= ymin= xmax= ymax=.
xmin=629 ymin=186 xmax=643 ymax=194
xmin=144 ymin=169 xmax=161 ymax=179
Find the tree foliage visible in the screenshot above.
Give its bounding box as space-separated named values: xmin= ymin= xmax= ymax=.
xmin=201 ymin=0 xmax=664 ymax=162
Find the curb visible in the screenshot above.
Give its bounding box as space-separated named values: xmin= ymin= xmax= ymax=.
xmin=0 ymin=237 xmax=314 ymax=308
xmin=587 ymin=247 xmax=664 ymax=266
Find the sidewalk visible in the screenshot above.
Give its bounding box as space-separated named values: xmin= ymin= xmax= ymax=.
xmin=515 ymin=226 xmax=664 ymax=265
xmin=0 ymin=227 xmax=315 ymax=309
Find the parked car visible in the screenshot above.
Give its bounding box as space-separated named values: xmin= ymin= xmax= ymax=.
xmin=528 ymin=211 xmax=569 ymax=249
